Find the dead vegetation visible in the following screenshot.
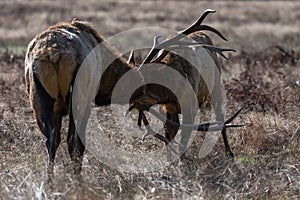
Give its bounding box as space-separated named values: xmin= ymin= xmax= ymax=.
xmin=1 ymin=42 xmax=300 ymax=199
xmin=225 ymin=45 xmax=299 ymax=113
xmin=1 ymin=1 xmax=300 ymax=199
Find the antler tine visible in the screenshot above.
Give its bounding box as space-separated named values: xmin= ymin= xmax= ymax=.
xmin=224 ymin=107 xmax=244 ymax=124
xmin=137 ymin=9 xmax=217 ymax=71
xmin=153 ymin=35 xmax=161 ymax=46
xmin=125 ymin=104 xmax=135 ymax=116
xmin=142 ymin=105 xmax=243 ymax=132
xmin=201 ymin=44 xmax=236 ymax=60
xmin=137 ymin=36 xmax=163 ymax=70
xmin=127 ymin=50 xmax=135 ymax=65
xmin=140 ymin=110 xmax=179 ymax=154
xmin=151 ymin=50 xmax=169 ymax=63
xmin=197 ymin=24 xmax=227 ymax=41
xmin=206 ymin=108 xmax=244 ymax=131
xmin=162 ymin=42 xmax=236 ymax=60
xmin=180 ymin=9 xmax=216 ymax=35
xmin=207 ymin=123 xmax=244 ymax=132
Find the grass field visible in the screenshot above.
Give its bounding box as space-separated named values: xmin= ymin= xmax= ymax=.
xmin=0 ymin=1 xmax=300 ymax=199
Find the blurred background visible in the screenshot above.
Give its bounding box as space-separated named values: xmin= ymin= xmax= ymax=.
xmin=0 ymin=0 xmax=299 ymax=53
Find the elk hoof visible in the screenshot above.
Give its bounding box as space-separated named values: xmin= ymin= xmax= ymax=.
xmin=226 ymin=151 xmax=234 ymax=160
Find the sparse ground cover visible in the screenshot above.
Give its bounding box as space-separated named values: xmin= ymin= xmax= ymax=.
xmin=0 ymin=1 xmax=300 ymax=199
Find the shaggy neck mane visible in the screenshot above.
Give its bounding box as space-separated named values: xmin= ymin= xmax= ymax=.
xmin=49 ymin=19 xmax=131 ymax=69
xmin=52 ymin=19 xmax=135 ymax=104
xmin=71 ymin=19 xmax=133 ymax=73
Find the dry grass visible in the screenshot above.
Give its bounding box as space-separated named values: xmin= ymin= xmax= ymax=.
xmin=1 ymin=42 xmax=300 ymax=200
xmin=1 ymin=1 xmax=300 ymax=199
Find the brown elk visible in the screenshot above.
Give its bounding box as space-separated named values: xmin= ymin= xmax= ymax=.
xmin=128 ymin=9 xmax=241 ymax=158
xmin=25 ymin=19 xmax=138 ymax=171
xmin=25 ymin=10 xmax=241 ymax=172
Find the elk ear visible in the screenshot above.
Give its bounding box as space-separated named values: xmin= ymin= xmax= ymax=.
xmin=127 ymin=50 xmax=136 ymax=65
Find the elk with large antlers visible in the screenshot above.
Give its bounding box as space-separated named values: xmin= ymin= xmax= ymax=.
xmin=128 ymin=9 xmax=240 ymax=158
xmin=25 ymin=9 xmax=241 ymax=173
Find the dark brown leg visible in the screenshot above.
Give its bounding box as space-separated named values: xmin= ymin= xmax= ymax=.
xmin=211 ymin=76 xmax=234 ymax=158
xmin=67 ymin=95 xmax=86 ymax=174
xmin=31 ymin=74 xmax=62 ymax=166
xmin=164 ymin=112 xmax=179 ymax=142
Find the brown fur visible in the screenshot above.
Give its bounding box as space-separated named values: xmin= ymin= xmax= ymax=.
xmin=25 ymin=20 xmax=101 ymax=113
xmin=25 ymin=19 xmax=231 ymax=171
xmin=133 ymin=32 xmax=231 ymax=157
xmin=24 ymin=20 xmax=134 ymax=168
xmin=138 ymin=32 xmax=221 ymax=113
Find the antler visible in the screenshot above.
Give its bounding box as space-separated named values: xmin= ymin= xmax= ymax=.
xmin=140 ymin=110 xmax=179 ymax=154
xmin=126 ymin=104 xmax=179 ymax=154
xmin=137 ymin=9 xmax=233 ymax=70
xmin=142 ymin=105 xmax=244 ymax=131
xmin=129 ymin=104 xmax=243 ymax=144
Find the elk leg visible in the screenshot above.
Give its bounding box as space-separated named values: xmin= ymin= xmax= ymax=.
xmin=179 ymin=101 xmax=197 ymax=157
xmin=31 ymin=75 xmax=61 ymax=166
xmin=213 ymin=106 xmax=233 ymax=157
xmin=179 ymin=123 xmax=194 ymax=156
xmin=67 ymin=111 xmax=85 ymax=173
xmin=212 ymin=79 xmax=234 ymax=158
xmin=164 ymin=112 xmax=179 ymax=142
xmin=216 ymin=110 xmax=233 ymax=158
xmin=37 ymin=114 xmax=61 ymax=175
xmin=48 ymin=113 xmax=62 ymax=161
xmin=218 ymin=108 xmax=244 ymax=158
xmin=67 ymin=95 xmax=85 ymax=173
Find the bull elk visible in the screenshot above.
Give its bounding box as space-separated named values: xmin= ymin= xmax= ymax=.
xmin=24 ymin=19 xmax=139 ymax=172
xmin=128 ymin=9 xmax=242 ymax=157
xmin=24 ymin=9 xmax=241 ymax=173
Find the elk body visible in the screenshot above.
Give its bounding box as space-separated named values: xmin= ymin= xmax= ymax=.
xmin=130 ymin=10 xmax=238 ymax=157
xmin=25 ymin=10 xmax=240 ymax=172
xmin=25 ymin=19 xmax=138 ymax=170
xmin=130 ymin=31 xmax=234 ymax=157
